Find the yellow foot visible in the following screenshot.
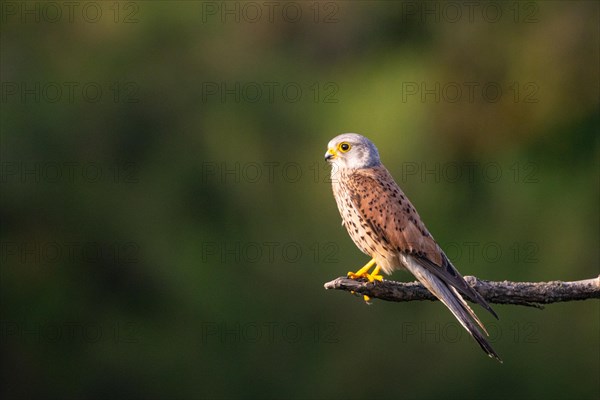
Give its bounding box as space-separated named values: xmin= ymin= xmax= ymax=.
xmin=348 ymin=260 xmax=382 ymax=304
xmin=350 ymin=291 xmax=373 ymax=305
xmin=347 ymin=260 xmax=383 ymax=283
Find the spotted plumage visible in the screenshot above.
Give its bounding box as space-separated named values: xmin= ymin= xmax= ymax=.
xmin=325 ymin=133 xmax=501 ymax=361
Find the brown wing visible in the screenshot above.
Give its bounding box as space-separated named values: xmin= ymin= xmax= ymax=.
xmin=345 ymin=166 xmax=442 ymax=265
xmin=346 ymin=166 xmax=498 ymax=319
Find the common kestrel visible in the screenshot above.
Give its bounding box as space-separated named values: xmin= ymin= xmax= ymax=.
xmin=325 ymin=133 xmax=501 ymax=361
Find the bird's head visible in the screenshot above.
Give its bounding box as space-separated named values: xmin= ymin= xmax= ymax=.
xmin=325 ymin=133 xmax=381 ymax=169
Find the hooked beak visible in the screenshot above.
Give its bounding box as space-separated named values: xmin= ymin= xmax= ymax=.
xmin=325 ymin=147 xmax=337 ymax=161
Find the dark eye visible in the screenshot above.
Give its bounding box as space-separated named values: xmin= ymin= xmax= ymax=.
xmin=339 ymin=142 xmax=351 ymax=152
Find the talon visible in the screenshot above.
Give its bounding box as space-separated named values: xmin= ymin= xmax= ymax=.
xmin=348 ymin=261 xmax=383 ymax=283
xmin=346 ymin=260 xmax=382 ymax=303
xmin=367 ymin=265 xmax=383 ymax=282
xmin=347 ymin=272 xmax=373 ymax=280
xmin=347 ymin=259 xmax=377 ymax=280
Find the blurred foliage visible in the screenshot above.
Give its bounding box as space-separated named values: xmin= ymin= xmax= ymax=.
xmin=1 ymin=1 xmax=599 ymax=399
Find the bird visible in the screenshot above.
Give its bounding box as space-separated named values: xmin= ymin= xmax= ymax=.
xmin=324 ymin=133 xmax=501 ymax=361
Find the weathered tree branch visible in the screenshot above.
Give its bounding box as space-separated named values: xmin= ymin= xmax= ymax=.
xmin=324 ymin=275 xmax=600 ymax=309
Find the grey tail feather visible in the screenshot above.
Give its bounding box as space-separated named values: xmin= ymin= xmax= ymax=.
xmin=426 ymin=254 xmax=499 ymax=320
xmin=404 ymin=256 xmax=503 ymax=363
xmin=445 ymin=256 xmax=499 ymax=320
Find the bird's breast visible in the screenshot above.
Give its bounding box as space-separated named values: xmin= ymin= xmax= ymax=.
xmin=332 ymin=176 xmax=402 ymax=274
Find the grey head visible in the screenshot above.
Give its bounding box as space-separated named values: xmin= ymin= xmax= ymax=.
xmin=324 ymin=133 xmax=381 ymax=169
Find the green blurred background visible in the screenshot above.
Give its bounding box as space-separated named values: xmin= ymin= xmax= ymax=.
xmin=1 ymin=1 xmax=599 ymax=399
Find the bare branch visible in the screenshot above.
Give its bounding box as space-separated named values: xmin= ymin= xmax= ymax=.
xmin=324 ymin=275 xmax=600 ymax=309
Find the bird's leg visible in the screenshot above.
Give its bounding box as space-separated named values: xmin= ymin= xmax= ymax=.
xmin=347 ymin=259 xmax=384 ymax=304
xmin=347 ymin=258 xmax=375 ymax=279
xmin=368 ymin=265 xmax=383 ymax=282
xmin=347 ymin=259 xmax=383 ymax=282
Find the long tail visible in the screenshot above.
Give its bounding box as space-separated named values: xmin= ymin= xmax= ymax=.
xmin=403 ymin=255 xmax=502 ymax=362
